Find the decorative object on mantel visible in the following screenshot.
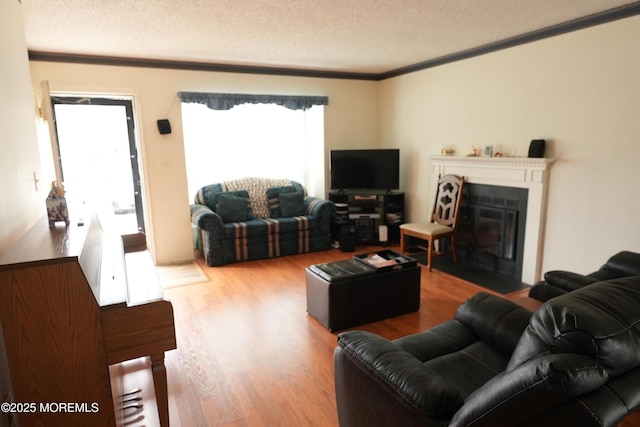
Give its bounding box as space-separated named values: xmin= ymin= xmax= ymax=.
xmin=440 ymin=145 xmax=455 ymax=155
xmin=466 ymin=146 xmax=479 ymax=157
xmin=46 ymin=181 xmax=70 ymax=226
xmin=528 ymin=139 xmax=546 ymax=158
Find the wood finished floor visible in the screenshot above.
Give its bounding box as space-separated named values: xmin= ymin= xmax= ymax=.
xmin=163 ymin=246 xmax=640 ymax=427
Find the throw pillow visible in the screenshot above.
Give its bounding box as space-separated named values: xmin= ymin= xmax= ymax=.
xmin=266 ymin=185 xmax=298 ymax=217
xmin=279 ymin=191 xmax=307 ymax=217
xmin=202 ymin=189 xmax=250 ymax=211
xmin=216 ymin=194 xmax=251 ymax=223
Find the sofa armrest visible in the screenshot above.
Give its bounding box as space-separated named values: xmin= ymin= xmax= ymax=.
xmin=450 ymin=354 xmax=608 ymax=427
xmin=543 ymin=270 xmax=600 ymax=292
xmin=528 ymin=271 xmax=599 ymax=302
xmin=304 ymin=196 xmax=335 ymax=217
xmin=528 ymin=280 xmax=568 ymax=302
xmin=304 ymin=197 xmax=335 ymax=233
xmin=190 ymin=203 xmax=223 ymax=232
xmin=336 ymin=330 xmax=464 ymax=419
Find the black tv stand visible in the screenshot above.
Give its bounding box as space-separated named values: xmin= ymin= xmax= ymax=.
xmin=329 ymin=190 xmax=405 ymax=245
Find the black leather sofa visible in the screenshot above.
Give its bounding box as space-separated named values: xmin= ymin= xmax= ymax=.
xmin=529 ymin=250 xmax=640 ymax=302
xmin=334 ymin=276 xmax=640 ymax=427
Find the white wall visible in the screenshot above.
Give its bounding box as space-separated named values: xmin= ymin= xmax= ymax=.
xmin=28 ymin=63 xmax=379 ymax=264
xmin=0 ymin=0 xmax=47 ymax=256
xmin=379 ymin=15 xmax=640 ymax=277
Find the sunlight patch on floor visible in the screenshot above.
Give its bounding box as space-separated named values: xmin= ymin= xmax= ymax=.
xmin=155 ymin=262 xmax=209 ymax=289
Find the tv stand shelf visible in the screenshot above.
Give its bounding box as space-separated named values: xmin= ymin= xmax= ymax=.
xmin=329 ymin=191 xmax=405 ymax=245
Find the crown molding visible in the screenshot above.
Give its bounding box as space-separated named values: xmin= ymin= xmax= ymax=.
xmin=379 ymin=1 xmax=640 ymax=79
xmin=27 ymin=51 xmax=380 ymax=81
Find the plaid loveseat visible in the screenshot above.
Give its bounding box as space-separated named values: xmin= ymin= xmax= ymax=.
xmin=191 ymin=177 xmax=335 ymax=266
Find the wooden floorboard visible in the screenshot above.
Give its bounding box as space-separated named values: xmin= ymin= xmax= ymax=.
xmin=163 ymin=245 xmax=640 ymax=426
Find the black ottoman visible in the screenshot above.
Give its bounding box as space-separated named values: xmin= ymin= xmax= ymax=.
xmin=306 ymin=257 xmax=421 ymax=332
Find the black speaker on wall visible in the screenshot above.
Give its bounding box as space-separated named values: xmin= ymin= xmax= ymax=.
xmin=157 ymin=119 xmax=172 ymax=135
xmin=528 ymin=139 xmax=546 ymax=158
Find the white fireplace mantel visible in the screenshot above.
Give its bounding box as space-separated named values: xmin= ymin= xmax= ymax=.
xmin=427 ymin=155 xmax=555 ymax=284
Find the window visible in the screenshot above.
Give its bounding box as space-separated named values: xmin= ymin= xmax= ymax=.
xmin=181 ymin=102 xmax=325 ymax=200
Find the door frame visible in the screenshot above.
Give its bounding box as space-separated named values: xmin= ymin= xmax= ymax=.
xmin=49 ymin=95 xmax=145 ymax=232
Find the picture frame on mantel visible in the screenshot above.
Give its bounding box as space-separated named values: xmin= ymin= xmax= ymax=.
xmin=483 ymin=145 xmax=493 ymax=157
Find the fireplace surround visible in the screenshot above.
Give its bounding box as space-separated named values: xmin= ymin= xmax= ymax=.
xmin=428 ymin=156 xmax=554 ymax=284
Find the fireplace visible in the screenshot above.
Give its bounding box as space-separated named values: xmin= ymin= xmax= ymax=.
xmin=427 ymin=156 xmax=554 ymax=284
xmin=456 ymin=184 xmax=528 ymax=279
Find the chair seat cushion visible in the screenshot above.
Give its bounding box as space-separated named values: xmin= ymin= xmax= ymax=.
xmin=401 ymin=222 xmax=452 ymax=237
xmin=221 ymin=219 xmax=269 ymax=238
xmin=220 ymin=216 xmax=315 ymax=238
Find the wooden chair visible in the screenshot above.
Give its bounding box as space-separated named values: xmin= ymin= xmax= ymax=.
xmin=400 ymin=174 xmax=464 ymax=271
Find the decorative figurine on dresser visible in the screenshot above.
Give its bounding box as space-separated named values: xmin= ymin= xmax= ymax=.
xmin=46 ymin=181 xmax=69 ymax=226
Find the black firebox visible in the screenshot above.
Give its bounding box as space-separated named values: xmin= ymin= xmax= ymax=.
xmin=455 ymin=183 xmax=528 ymax=279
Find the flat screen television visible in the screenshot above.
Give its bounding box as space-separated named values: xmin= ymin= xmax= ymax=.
xmin=330 ymin=149 xmax=400 ymax=190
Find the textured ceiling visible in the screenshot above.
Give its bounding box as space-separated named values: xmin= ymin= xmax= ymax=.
xmin=20 ymin=0 xmax=640 ymax=76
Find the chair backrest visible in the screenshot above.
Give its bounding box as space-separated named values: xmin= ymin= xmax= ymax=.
xmin=451 ymin=277 xmax=640 ymax=427
xmin=431 ymin=174 xmax=464 ymax=227
xmin=508 ymin=276 xmax=640 ymax=375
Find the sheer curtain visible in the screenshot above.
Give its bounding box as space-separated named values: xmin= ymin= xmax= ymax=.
xmin=181 ymin=102 xmax=324 ymax=200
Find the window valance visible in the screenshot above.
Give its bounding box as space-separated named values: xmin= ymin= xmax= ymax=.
xmin=177 ymin=92 xmax=329 ymax=111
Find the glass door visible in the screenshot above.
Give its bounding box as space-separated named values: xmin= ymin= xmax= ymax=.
xmin=50 ymin=96 xmax=144 ymax=234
